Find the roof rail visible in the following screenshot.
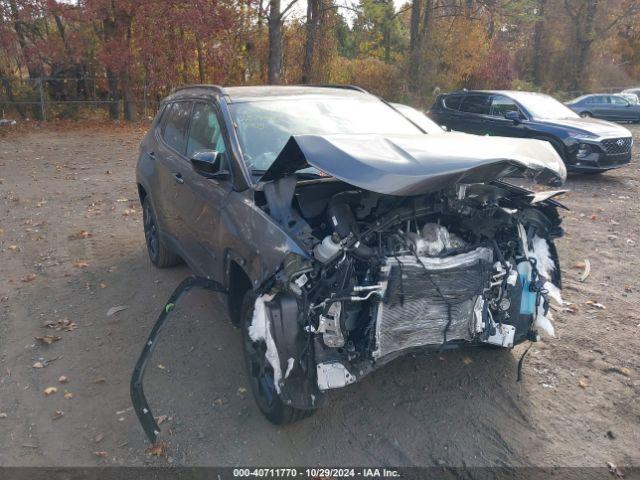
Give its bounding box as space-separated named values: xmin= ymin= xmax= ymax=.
xmin=304 ymin=84 xmax=370 ymax=94
xmin=171 ymin=84 xmax=228 ymax=97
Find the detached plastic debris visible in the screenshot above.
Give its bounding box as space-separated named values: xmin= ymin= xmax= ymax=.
xmin=248 ymin=294 xmax=284 ymax=393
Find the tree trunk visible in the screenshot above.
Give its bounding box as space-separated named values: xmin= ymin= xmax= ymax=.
xmin=268 ymin=0 xmax=283 ymax=84
xmin=383 ymin=23 xmax=391 ymax=63
xmin=302 ymin=0 xmax=321 ymax=83
xmin=106 ymin=67 xmax=119 ymax=120
xmin=408 ymin=0 xmax=432 ymax=97
xmin=409 ymin=0 xmax=421 ymax=52
xmin=567 ymin=1 xmax=598 ymax=92
xmin=196 ymin=33 xmax=205 ymax=83
xmin=531 ymin=0 xmax=547 ymax=85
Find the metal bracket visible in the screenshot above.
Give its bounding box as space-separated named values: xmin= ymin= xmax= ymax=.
xmin=130 ymin=276 xmax=227 ymax=444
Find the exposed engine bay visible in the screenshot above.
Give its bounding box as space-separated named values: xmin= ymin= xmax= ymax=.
xmin=251 ymin=176 xmax=564 ymax=409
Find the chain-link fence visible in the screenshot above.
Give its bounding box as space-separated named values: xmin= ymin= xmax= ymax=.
xmin=0 ymin=76 xmax=160 ymax=122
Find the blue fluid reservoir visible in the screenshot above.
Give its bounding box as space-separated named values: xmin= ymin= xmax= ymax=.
xmin=517 ymin=262 xmax=537 ymax=315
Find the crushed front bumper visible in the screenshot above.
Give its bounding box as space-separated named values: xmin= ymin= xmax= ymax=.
xmin=130 ymin=276 xmax=226 ymax=444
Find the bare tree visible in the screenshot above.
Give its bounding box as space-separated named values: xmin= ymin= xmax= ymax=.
xmin=302 ymin=0 xmax=321 ymax=83
xmin=267 ymin=0 xmax=298 ymax=84
xmin=564 ymin=0 xmax=640 ymax=91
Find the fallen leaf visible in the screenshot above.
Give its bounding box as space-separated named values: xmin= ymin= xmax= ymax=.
xmin=68 ymin=230 xmax=93 ymax=240
xmin=145 ymin=442 xmax=167 ymax=457
xmin=22 ymin=273 xmax=37 ymax=282
xmin=578 ymin=378 xmax=589 ymax=389
xmin=44 ymin=387 xmax=58 ymax=395
xmin=43 ymin=318 xmax=77 ymax=332
xmin=92 ymin=377 xmax=106 ymax=384
xmin=106 ymin=305 xmax=128 ymax=317
xmin=0 ymin=412 xmax=7 ymax=418
xmin=8 ymin=244 xmax=18 ymax=251
xmin=32 ymin=362 xmax=45 ymax=369
xmin=52 ymin=410 xmax=64 ymax=420
xmin=155 ymin=415 xmax=168 ymax=425
xmin=157 ymin=364 xmax=166 ymax=370
xmin=619 ymin=367 xmax=631 ymax=377
xmin=58 ymin=375 xmax=69 ymax=384
xmin=579 ymin=259 xmax=591 ymax=282
xmin=73 ymin=261 xmax=89 ymax=268
xmin=94 ymin=433 xmax=105 ymax=443
xmin=93 ymin=451 xmax=109 ymax=458
xmin=63 ymin=391 xmax=73 ymax=400
xmin=35 ymin=335 xmax=61 ymax=345
xmin=237 ymin=387 xmax=247 ymax=395
xmin=99 ymin=283 xmax=107 ymax=289
xmin=585 ymin=300 xmax=606 ymax=309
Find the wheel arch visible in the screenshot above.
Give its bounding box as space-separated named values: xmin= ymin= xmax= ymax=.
xmin=532 ymin=134 xmax=568 ymax=161
xmin=137 ymin=183 xmax=148 ymax=204
xmin=225 ymin=254 xmax=254 ymax=326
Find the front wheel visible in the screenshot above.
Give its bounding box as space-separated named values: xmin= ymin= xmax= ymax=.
xmin=142 ymin=196 xmax=182 ymax=268
xmin=241 ymin=291 xmax=314 ymax=425
xmin=580 ymin=111 xmax=593 ymax=118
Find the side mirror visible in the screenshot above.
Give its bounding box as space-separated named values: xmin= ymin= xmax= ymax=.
xmin=505 ymin=111 xmax=522 ymax=123
xmin=190 ymin=150 xmax=229 ymax=180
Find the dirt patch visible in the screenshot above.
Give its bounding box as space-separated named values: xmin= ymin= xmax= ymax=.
xmin=0 ymin=124 xmax=638 ymax=467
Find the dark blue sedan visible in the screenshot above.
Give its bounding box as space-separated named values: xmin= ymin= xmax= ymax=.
xmin=566 ymin=94 xmax=640 ymax=123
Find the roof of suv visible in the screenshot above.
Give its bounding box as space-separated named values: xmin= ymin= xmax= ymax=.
xmin=167 ymin=84 xmax=371 ymax=104
xmin=445 ymin=90 xmax=551 ymax=99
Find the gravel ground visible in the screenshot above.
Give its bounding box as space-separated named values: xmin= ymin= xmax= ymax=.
xmin=0 ymin=123 xmax=638 ymax=468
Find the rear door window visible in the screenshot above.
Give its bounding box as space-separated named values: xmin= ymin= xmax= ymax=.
xmin=586 ymin=96 xmax=606 ymax=104
xmin=460 ymin=95 xmax=491 ymax=115
xmin=610 ymin=96 xmax=628 ymax=106
xmin=444 ymin=95 xmax=464 ymax=110
xmin=162 ymin=101 xmax=192 ymax=154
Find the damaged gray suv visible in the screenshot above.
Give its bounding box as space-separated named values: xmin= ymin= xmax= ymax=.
xmin=135 ymin=85 xmax=567 ymax=430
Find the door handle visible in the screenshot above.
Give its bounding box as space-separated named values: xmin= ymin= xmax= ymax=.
xmin=148 ymin=151 xmax=155 ymax=159
xmin=173 ymin=173 xmax=184 ymax=184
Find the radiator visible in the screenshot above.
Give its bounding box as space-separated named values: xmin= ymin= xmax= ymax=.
xmin=373 ymin=247 xmax=492 ymax=359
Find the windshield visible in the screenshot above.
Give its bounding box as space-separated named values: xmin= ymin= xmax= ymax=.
xmin=229 ymin=96 xmax=423 ymax=172
xmin=391 ymin=103 xmax=444 ymax=134
xmin=511 ymin=93 xmax=579 ymax=120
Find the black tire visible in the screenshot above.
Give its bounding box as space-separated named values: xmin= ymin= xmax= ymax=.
xmin=240 ymin=290 xmax=315 ymax=425
xmin=142 ymin=196 xmax=182 ymax=268
xmin=580 ymin=111 xmax=592 ymax=118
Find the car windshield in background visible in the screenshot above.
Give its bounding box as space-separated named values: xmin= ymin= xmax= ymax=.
xmin=511 ymin=93 xmax=579 ymax=120
xmin=391 ymin=104 xmax=443 ymax=134
xmin=229 ymin=96 xmax=422 ymax=172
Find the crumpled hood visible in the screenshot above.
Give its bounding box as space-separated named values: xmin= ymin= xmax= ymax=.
xmin=261 ymin=132 xmax=566 ymax=196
